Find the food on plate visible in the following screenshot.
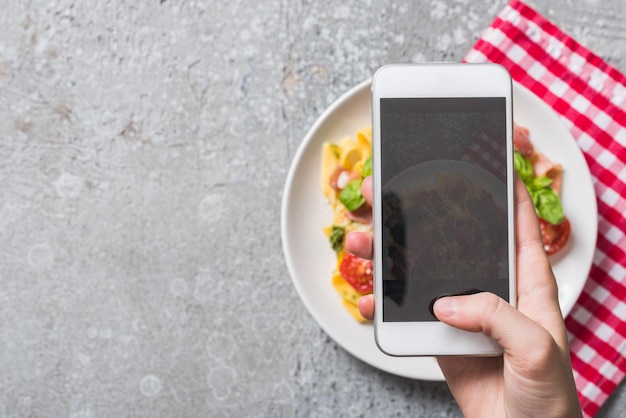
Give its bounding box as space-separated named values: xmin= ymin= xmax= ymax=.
xmin=322 ymin=123 xmax=571 ymax=322
xmin=513 ymin=122 xmax=571 ymax=254
xmin=321 ymin=128 xmax=373 ymax=322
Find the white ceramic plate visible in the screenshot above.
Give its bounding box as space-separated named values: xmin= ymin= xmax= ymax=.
xmin=281 ymin=79 xmax=597 ymax=381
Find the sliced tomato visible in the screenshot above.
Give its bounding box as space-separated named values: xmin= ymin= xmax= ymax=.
xmin=339 ymin=253 xmax=373 ymax=294
xmin=539 ymin=216 xmax=571 ymax=255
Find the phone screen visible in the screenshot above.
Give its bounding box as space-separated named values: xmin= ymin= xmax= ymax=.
xmin=380 ymin=97 xmax=509 ymax=322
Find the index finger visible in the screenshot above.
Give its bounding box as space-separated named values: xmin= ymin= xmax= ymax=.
xmin=361 ymin=176 xmax=372 ymax=206
xmin=345 ymin=175 xmax=374 ymax=260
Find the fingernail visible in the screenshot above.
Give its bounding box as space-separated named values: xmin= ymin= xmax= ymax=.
xmin=358 ymin=296 xmax=368 ymax=313
xmin=434 ymin=297 xmax=458 ymax=318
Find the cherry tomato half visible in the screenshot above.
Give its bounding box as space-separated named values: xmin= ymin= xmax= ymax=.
xmin=339 ymin=253 xmax=373 ymax=294
xmin=539 ymin=216 xmax=571 ymax=255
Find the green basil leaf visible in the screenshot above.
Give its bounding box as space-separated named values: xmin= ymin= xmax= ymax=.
xmin=513 ymin=151 xmax=534 ymax=183
xmin=532 ymin=187 xmax=564 ymax=224
xmin=361 ymin=156 xmax=372 ymax=178
xmin=329 ymin=225 xmax=345 ymax=254
xmin=339 ymin=180 xmax=365 ymax=211
xmin=514 ymin=151 xmax=565 ymax=225
xmin=529 ymin=176 xmax=553 ymax=190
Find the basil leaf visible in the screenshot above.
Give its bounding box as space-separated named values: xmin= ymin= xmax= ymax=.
xmin=530 ymin=176 xmax=553 ymax=190
xmin=531 ymin=187 xmax=564 ymax=224
xmin=329 ymin=225 xmax=345 ymax=254
xmin=513 ymin=151 xmax=533 ymax=183
xmin=514 ymin=151 xmax=564 ymax=225
xmin=361 ymin=156 xmax=372 ymax=178
xmin=339 ymin=180 xmax=365 ymax=211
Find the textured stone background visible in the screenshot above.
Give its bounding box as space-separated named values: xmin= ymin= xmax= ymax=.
xmin=0 ymin=0 xmax=624 ymax=416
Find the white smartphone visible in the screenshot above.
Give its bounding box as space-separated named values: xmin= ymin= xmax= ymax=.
xmin=371 ymin=63 xmax=516 ymax=356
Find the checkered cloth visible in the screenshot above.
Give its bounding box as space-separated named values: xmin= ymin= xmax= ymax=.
xmin=465 ymin=1 xmax=626 ymax=416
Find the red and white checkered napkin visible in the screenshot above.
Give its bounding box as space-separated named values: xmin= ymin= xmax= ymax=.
xmin=465 ymin=0 xmax=626 ymax=416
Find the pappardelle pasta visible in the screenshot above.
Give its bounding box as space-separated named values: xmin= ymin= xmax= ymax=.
xmin=321 ymin=127 xmax=373 ymax=323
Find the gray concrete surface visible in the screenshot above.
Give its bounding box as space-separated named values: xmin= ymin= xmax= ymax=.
xmin=0 ymin=0 xmax=624 ymax=416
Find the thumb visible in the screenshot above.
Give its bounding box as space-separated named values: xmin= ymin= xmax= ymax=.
xmin=435 ymin=293 xmax=582 ymax=417
xmin=433 ymin=292 xmax=553 ymax=359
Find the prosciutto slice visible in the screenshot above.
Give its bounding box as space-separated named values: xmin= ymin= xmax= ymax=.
xmin=513 ymin=123 xmax=534 ymax=157
xmin=532 ymin=153 xmax=563 ymax=193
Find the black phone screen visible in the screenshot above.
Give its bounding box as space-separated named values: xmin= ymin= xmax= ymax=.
xmin=380 ymin=97 xmax=510 ymax=322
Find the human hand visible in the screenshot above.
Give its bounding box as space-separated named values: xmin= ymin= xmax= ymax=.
xmin=346 ymin=176 xmax=582 ymax=418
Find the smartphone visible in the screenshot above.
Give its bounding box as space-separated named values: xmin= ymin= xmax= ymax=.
xmin=371 ymin=63 xmax=515 ymax=356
